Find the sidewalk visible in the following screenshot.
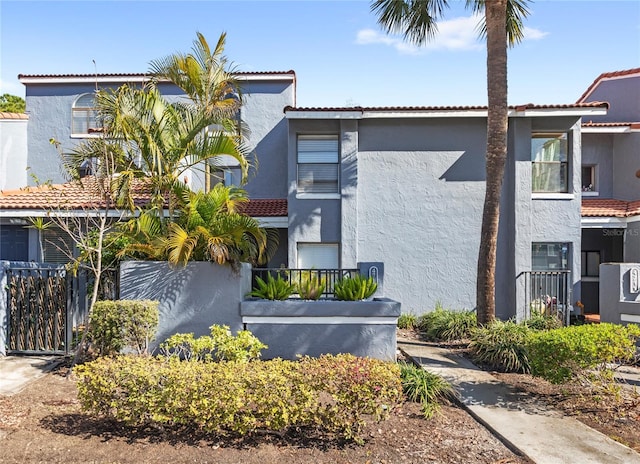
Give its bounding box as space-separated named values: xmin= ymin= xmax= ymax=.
xmin=0 ymin=355 xmax=62 ymax=395
xmin=398 ymin=337 xmax=640 ymax=464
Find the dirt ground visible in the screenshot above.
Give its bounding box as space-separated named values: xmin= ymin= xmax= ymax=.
xmin=0 ymin=330 xmax=638 ymax=464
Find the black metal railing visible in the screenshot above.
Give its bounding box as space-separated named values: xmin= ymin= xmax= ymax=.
xmin=251 ymin=268 xmax=359 ymax=299
xmin=521 ymin=270 xmax=572 ymax=325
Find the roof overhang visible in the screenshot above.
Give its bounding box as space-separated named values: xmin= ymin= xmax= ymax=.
xmin=286 ymin=106 xmax=608 ymax=120
xmin=581 ymin=216 xmax=640 ymax=228
xmin=18 ymin=72 xmax=296 ymax=86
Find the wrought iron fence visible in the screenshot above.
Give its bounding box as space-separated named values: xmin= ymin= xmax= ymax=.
xmin=251 ymin=268 xmax=359 ymax=299
xmin=521 ymin=270 xmax=572 ymax=326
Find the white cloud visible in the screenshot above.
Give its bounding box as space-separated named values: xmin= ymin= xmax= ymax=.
xmin=358 ymin=15 xmax=548 ymax=54
xmin=357 ymin=14 xmax=484 ymax=54
xmin=523 ymin=26 xmax=548 ymax=41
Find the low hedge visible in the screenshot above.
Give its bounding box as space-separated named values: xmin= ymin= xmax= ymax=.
xmin=74 ymin=353 xmax=403 ymax=442
xmin=527 ymin=323 xmax=640 ymax=384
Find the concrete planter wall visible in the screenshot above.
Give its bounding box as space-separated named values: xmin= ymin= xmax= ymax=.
xmin=119 ymin=261 xmax=251 ymax=352
xmin=599 ymin=263 xmax=640 ymax=325
xmin=240 ymin=298 xmax=401 ymax=361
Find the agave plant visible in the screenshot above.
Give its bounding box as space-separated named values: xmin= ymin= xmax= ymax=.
xmin=334 ymin=275 xmax=378 ymax=301
xmin=297 ymin=270 xmax=326 ymax=300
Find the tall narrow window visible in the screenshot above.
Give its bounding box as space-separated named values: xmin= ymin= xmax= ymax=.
xmin=297 ymin=135 xmax=339 ymax=195
xmin=581 ymin=165 xmax=597 ymax=193
xmin=531 ymin=133 xmax=569 ymax=193
xmin=72 ymin=93 xmax=99 ymax=135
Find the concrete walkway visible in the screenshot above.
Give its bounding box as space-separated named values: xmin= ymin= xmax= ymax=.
xmin=398 ymin=337 xmax=640 ymax=464
xmin=0 ymin=355 xmax=62 ymax=395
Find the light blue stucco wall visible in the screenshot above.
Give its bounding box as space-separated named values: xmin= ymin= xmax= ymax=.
xmin=582 ymin=133 xmax=614 ymax=198
xmin=287 ymin=113 xmax=585 ymax=318
xmin=613 ymin=133 xmax=640 ymax=201
xmin=0 ymin=118 xmax=29 ymax=191
xmin=582 ymin=75 xmax=640 ymax=123
xmin=23 ymin=77 xmax=294 ymax=198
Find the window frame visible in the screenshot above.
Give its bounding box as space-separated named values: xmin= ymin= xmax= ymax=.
xmin=531 ymin=132 xmax=570 ymax=194
xmin=581 ymin=164 xmax=599 ymax=196
xmin=71 ymin=93 xmax=101 ymax=138
xmin=531 ymin=242 xmax=571 ymax=271
xmin=296 ymin=242 xmax=340 ymax=269
xmin=581 ymin=250 xmax=601 ymax=278
xmin=296 ymin=134 xmax=340 ymax=199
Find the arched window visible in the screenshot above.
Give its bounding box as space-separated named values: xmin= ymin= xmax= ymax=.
xmin=71 ymin=93 xmax=99 ymax=135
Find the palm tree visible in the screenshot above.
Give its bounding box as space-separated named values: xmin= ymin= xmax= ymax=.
xmin=118 ymin=184 xmax=279 ymax=267
xmin=67 ymin=33 xmax=250 ymax=217
xmin=371 ymin=0 xmax=531 ymax=325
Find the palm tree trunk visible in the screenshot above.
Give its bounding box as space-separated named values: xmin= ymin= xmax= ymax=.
xmin=476 ymin=0 xmax=509 ymax=326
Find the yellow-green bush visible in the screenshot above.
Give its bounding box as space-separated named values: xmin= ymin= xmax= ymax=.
xmin=74 ymin=353 xmax=402 ymax=442
xmin=89 ymin=300 xmax=159 ymax=356
xmin=527 ymin=323 xmax=640 ymax=384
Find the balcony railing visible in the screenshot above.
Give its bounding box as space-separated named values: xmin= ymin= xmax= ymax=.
xmin=251 ymin=268 xmax=359 ymax=299
xmin=520 ymin=270 xmax=572 ymax=325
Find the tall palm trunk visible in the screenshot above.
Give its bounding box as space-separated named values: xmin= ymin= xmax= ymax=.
xmin=476 ymin=0 xmax=509 ymax=326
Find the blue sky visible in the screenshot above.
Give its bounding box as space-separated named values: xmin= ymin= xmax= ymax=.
xmin=1 ymin=0 xmax=639 ymax=107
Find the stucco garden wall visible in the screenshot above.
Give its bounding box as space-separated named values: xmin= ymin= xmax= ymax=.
xmin=599 ymin=263 xmax=640 ymax=325
xmin=119 ymin=261 xmax=251 ymax=352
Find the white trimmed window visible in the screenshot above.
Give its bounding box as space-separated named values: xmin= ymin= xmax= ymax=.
xmin=72 ymin=93 xmax=99 ymax=136
xmin=581 ymin=165 xmax=598 ymax=195
xmin=531 ymin=133 xmax=569 ymax=193
xmin=297 ymin=135 xmax=339 ymax=195
xmin=531 ymin=242 xmax=570 ymax=271
xmin=297 ymin=243 xmax=339 ymax=269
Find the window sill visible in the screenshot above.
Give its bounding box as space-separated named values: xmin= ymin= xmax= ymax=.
xmin=296 ymin=193 xmax=341 ymax=200
xmin=531 ymin=193 xmax=575 ymax=200
xmin=70 ymin=133 xmax=101 ymax=139
xmin=581 ymin=192 xmax=599 ymax=197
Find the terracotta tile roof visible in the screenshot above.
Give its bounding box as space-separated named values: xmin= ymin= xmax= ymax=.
xmin=582 ymin=121 xmax=640 ymax=130
xmin=0 ymin=178 xmax=287 ymax=217
xmin=239 ymin=199 xmax=287 ymax=217
xmin=284 ymin=102 xmax=609 ymax=113
xmin=577 ymin=67 xmax=640 ymax=103
xmin=19 ymin=71 xmax=295 ymax=81
xmin=582 ymin=198 xmax=640 ymax=218
xmin=0 ymin=112 xmax=28 ymax=120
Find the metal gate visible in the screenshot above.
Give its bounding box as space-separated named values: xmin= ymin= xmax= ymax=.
xmin=5 ymin=267 xmax=83 ymax=354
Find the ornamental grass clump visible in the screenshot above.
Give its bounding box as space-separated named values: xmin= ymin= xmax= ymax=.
xmin=418 ymin=307 xmax=477 ymax=342
xmin=468 ymin=320 xmax=532 ymax=373
xmin=398 ymin=361 xmax=455 ymax=418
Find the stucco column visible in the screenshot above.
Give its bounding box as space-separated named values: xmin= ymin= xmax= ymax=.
xmin=340 ymin=120 xmax=359 ymax=268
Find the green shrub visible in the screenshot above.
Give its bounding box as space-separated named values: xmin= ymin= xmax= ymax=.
xmin=334 ymin=275 xmax=378 ymax=301
xmin=399 ymin=361 xmax=455 ymax=418
xmin=523 ymin=311 xmax=563 ymax=331
xmin=161 ymin=325 xmax=267 ymax=362
xmin=418 ymin=308 xmax=477 ymax=341
xmin=297 ymin=270 xmax=326 ymax=300
xmin=468 ymin=320 xmax=532 ymax=373
xmin=89 ymin=300 xmax=159 ymax=356
xmin=527 ymin=323 xmax=640 ymax=384
xmin=397 ymin=313 xmax=418 ymax=330
xmin=74 ymin=353 xmax=403 ymax=443
xmin=248 ymin=273 xmax=295 ymax=300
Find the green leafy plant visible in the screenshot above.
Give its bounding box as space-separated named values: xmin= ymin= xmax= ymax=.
xmin=161 ymin=325 xmax=267 ymax=362
xmin=297 ymin=270 xmax=326 ymax=300
xmin=399 ymin=361 xmax=455 ymax=418
xmin=89 ymin=300 xmax=159 ymax=356
xmin=334 ymin=275 xmax=377 ymax=301
xmin=418 ymin=308 xmax=477 ymax=341
xmin=74 ymin=353 xmax=403 ymax=443
xmin=527 ymin=323 xmax=640 ymax=384
xmin=468 ymin=320 xmax=532 ymax=373
xmin=248 ymin=273 xmax=295 ymax=300
xmin=397 ymin=313 xmax=418 ymax=330
xmin=523 ymin=310 xmax=563 ymax=331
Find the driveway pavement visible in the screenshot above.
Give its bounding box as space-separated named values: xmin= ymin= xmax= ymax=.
xmin=0 ymin=355 xmax=62 ymax=395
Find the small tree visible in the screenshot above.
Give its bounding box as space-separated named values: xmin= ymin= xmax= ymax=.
xmin=0 ymin=93 xmax=26 ymax=113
